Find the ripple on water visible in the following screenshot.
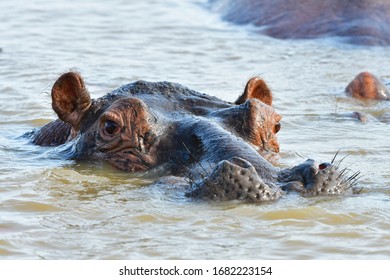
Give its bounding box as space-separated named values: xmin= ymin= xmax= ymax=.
xmin=1 ymin=0 xmax=390 ymax=260
xmin=1 ymin=199 xmax=64 ymax=213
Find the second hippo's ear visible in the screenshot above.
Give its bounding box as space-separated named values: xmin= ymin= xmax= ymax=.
xmin=235 ymin=77 xmax=273 ymax=106
xmin=51 ymin=72 xmax=92 ymax=129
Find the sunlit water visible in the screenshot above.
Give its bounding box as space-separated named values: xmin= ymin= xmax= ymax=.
xmin=1 ymin=0 xmax=390 ymax=259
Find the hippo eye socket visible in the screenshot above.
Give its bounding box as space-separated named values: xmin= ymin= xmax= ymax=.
xmin=103 ymin=120 xmax=120 ymax=135
xmin=275 ymin=122 xmax=281 ymax=133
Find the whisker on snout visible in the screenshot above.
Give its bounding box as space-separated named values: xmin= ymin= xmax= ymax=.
xmin=331 ymin=149 xmax=341 ymax=164
xmin=331 ymin=151 xmax=363 ymax=194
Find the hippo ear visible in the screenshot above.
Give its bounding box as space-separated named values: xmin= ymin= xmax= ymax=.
xmin=51 ymin=72 xmax=92 ymax=129
xmin=235 ymin=77 xmax=273 ymax=106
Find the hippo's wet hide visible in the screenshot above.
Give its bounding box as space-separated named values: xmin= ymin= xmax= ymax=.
xmin=210 ymin=0 xmax=390 ymax=45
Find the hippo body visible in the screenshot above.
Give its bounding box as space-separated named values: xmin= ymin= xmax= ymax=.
xmin=28 ymin=72 xmax=357 ymax=202
xmin=210 ymin=0 xmax=390 ymax=45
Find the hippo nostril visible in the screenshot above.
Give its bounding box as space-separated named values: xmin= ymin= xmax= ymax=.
xmin=319 ymin=163 xmax=330 ymax=170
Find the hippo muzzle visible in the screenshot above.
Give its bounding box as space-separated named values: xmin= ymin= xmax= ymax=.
xmin=186 ymin=157 xmax=358 ymax=202
xmin=186 ymin=157 xmax=283 ymax=202
xmin=277 ymin=159 xmax=359 ymax=196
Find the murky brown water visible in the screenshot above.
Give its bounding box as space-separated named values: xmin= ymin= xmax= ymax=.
xmin=1 ymin=0 xmax=390 ymax=259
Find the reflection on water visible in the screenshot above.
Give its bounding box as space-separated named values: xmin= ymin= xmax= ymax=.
xmin=0 ymin=0 xmax=390 ymax=259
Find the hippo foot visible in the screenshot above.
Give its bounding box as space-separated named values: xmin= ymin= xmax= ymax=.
xmin=186 ymin=157 xmax=283 ymax=203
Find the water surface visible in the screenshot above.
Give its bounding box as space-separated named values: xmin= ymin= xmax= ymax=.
xmin=1 ymin=0 xmax=390 ymax=259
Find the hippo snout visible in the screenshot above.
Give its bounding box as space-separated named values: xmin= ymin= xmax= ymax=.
xmin=186 ymin=157 xmax=283 ymax=202
xmin=277 ymin=159 xmax=357 ymax=196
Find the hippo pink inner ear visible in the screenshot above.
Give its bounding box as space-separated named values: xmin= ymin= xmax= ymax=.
xmin=235 ymin=77 xmax=273 ymax=106
xmin=51 ymin=72 xmax=92 ymax=129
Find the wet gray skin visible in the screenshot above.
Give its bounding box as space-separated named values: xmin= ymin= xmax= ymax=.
xmin=28 ymin=72 xmax=359 ymax=203
xmin=183 ymin=155 xmax=358 ymax=203
xmin=210 ymin=0 xmax=390 ymax=46
xmin=277 ymin=158 xmax=360 ymax=196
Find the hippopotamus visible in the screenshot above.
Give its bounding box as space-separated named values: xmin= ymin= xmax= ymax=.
xmin=27 ymin=72 xmax=359 ymax=202
xmin=210 ymin=0 xmax=390 ymax=45
xmin=346 ymin=72 xmax=390 ymax=101
xmin=343 ymin=72 xmax=390 ymax=123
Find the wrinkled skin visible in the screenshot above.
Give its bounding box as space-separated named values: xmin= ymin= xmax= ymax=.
xmin=210 ymin=0 xmax=390 ymax=45
xmin=28 ymin=72 xmax=356 ymax=202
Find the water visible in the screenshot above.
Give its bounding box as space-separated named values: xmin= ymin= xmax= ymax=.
xmin=1 ymin=0 xmax=390 ymax=259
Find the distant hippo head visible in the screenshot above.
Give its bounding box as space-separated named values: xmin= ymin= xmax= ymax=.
xmin=345 ymin=72 xmax=390 ymax=101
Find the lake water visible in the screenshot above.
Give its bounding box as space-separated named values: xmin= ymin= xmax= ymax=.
xmin=1 ymin=0 xmax=390 ymax=259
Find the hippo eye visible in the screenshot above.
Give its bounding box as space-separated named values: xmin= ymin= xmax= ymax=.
xmin=274 ymin=122 xmax=281 ymax=133
xmin=103 ymin=120 xmax=120 ymax=135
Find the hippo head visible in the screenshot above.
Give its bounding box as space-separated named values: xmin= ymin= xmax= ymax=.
xmin=30 ymin=72 xmax=360 ymax=202
xmin=40 ymin=72 xmax=282 ymax=173
xmin=345 ymin=72 xmax=390 ymax=101
xmin=51 ymin=72 xmax=162 ymax=171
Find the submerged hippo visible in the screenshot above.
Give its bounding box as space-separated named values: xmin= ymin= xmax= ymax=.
xmin=344 ymin=72 xmax=390 ymax=123
xmin=27 ymin=72 xmax=359 ymax=202
xmin=210 ymin=0 xmax=390 ymax=45
xmin=346 ymin=72 xmax=390 ymax=101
